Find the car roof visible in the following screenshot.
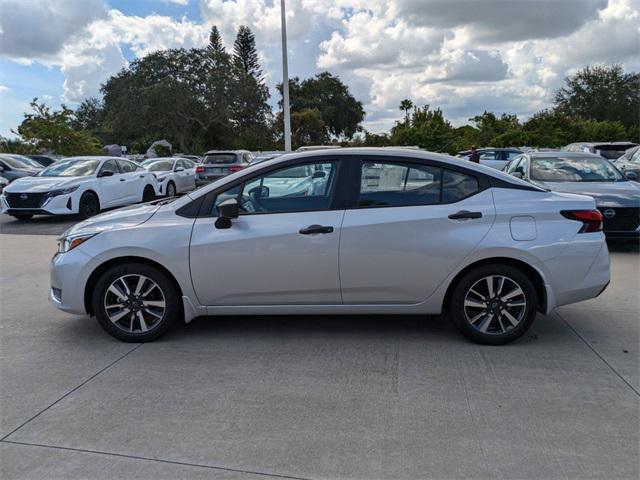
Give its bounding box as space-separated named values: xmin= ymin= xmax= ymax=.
xmin=569 ymin=142 xmax=638 ymax=147
xmin=529 ymin=151 xmax=603 ymax=159
xmin=203 ymin=150 xmax=249 ymax=155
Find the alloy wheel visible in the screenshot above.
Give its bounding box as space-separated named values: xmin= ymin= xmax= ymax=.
xmin=103 ymin=274 xmax=166 ymax=334
xmin=167 ymin=182 xmax=176 ymax=197
xmin=463 ymin=275 xmax=527 ymax=335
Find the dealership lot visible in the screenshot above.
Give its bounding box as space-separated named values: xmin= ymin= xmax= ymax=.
xmin=0 ymin=228 xmax=638 ymax=479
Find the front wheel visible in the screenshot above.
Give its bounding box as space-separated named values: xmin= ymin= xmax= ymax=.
xmin=448 ymin=264 xmax=537 ymax=345
xmin=165 ymin=181 xmax=176 ymax=198
xmin=92 ymin=262 xmax=179 ymax=342
xmin=78 ymin=192 xmax=100 ymax=219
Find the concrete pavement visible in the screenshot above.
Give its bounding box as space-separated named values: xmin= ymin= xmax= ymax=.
xmin=1 ymin=234 xmax=638 ymax=479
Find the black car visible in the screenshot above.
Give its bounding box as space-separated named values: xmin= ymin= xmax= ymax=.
xmin=27 ymin=154 xmax=61 ymax=167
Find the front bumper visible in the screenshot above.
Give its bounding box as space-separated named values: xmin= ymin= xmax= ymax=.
xmin=49 ymin=247 xmax=94 ymax=315
xmin=1 ymin=192 xmax=77 ymax=216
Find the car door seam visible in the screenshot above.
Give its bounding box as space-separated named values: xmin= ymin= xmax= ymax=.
xmin=337 ymin=209 xmax=347 ymax=305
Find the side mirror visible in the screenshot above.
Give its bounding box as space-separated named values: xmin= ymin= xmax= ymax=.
xmin=99 ymin=170 xmax=114 ymax=177
xmin=312 ymin=170 xmax=326 ymax=179
xmin=512 ymin=171 xmax=524 ymax=179
xmin=215 ymin=198 xmax=239 ymax=229
xmin=625 ymin=171 xmax=638 ymax=181
xmin=175 ymin=167 xmax=184 ymax=172
xmin=248 ymin=185 xmax=269 ymax=198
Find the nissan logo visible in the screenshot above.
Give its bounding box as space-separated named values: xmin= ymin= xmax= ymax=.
xmin=19 ymin=194 xmax=28 ymax=200
xmin=603 ymin=209 xmax=616 ymax=219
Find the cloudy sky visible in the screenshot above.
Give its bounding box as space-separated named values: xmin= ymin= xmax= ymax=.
xmin=0 ymin=0 xmax=638 ymax=138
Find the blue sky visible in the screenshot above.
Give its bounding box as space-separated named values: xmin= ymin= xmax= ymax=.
xmin=1 ymin=0 xmax=638 ymax=140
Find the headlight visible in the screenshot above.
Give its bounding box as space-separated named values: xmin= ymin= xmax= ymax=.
xmin=46 ymin=185 xmax=79 ymax=198
xmin=57 ymin=233 xmax=96 ymax=253
xmin=156 ymin=175 xmax=166 ymax=182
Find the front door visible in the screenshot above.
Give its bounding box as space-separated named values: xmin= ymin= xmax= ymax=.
xmin=339 ymin=159 xmax=496 ymax=304
xmin=189 ymin=160 xmax=344 ymax=305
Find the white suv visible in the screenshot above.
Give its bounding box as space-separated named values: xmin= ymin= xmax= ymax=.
xmin=50 ymin=149 xmax=610 ymax=344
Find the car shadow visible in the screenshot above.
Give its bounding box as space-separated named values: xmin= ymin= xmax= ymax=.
xmin=607 ymin=239 xmax=639 ymax=253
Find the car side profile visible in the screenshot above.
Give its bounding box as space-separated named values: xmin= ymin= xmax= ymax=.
xmin=140 ymin=157 xmax=198 ymax=197
xmin=50 ymin=149 xmax=610 ymax=345
xmin=1 ymin=156 xmax=158 ymax=220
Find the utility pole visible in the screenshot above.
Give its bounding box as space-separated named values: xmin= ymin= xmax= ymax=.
xmin=280 ymin=0 xmax=292 ymax=152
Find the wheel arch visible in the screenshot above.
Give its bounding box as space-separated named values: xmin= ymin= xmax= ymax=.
xmin=80 ymin=188 xmax=100 ymax=210
xmin=84 ymin=256 xmax=183 ymax=316
xmin=442 ymin=257 xmax=547 ymax=313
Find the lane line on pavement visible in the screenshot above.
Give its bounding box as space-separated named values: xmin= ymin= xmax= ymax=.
xmin=0 ymin=440 xmax=313 ymax=480
xmin=0 ymin=344 xmax=143 ymax=442
xmin=555 ymin=310 xmax=639 ymax=397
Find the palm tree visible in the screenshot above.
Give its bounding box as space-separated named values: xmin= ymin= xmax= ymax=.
xmin=399 ymin=99 xmax=413 ymax=123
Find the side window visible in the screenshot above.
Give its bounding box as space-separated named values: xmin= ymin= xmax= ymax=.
xmin=479 ymin=151 xmax=497 ymax=161
xmin=358 ymin=162 xmax=441 ymax=207
xmin=211 ymin=162 xmax=337 ymax=215
xmin=506 ymin=151 xmax=520 ymax=160
xmin=442 ymin=170 xmax=479 ymax=203
xmin=514 ymin=158 xmax=528 ymax=176
xmin=243 ymin=153 xmax=252 ymax=163
xmin=99 ymin=160 xmax=119 ymax=176
xmin=176 ymin=160 xmax=186 ymax=170
xmin=117 ymin=160 xmax=137 ymax=173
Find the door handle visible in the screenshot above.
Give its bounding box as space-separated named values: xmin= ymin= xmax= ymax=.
xmin=139 ymin=175 xmax=145 ymax=178
xmin=119 ymin=178 xmax=126 ymax=182
xmin=299 ymin=224 xmax=334 ymax=235
xmin=448 ymin=210 xmax=482 ymax=220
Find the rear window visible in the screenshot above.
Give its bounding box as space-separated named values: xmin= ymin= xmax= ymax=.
xmin=204 ymin=154 xmax=237 ymax=164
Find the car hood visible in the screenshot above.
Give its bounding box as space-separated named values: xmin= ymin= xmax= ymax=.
xmin=533 ymin=180 xmax=640 ymax=207
xmin=4 ymin=176 xmax=85 ymax=192
xmin=64 ymin=202 xmax=161 ymax=237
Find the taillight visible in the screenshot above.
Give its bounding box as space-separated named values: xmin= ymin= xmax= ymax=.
xmin=195 ymin=166 xmax=205 ymax=173
xmin=561 ymin=209 xmax=603 ymax=233
xmin=228 ymin=166 xmax=244 ymax=173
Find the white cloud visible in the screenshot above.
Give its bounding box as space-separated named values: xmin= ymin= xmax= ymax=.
xmin=0 ymin=85 xmax=9 ymax=93
xmin=0 ymin=0 xmax=107 ymax=60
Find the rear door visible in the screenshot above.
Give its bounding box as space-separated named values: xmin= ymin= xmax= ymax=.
xmin=175 ymin=159 xmax=195 ymax=192
xmin=117 ymin=159 xmax=144 ymax=202
xmin=339 ymin=158 xmax=496 ymax=304
xmin=97 ymin=159 xmax=127 ymax=207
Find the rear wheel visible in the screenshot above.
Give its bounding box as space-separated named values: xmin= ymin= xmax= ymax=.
xmin=448 ymin=264 xmax=537 ymax=345
xmin=11 ymin=213 xmax=33 ymax=220
xmin=142 ymin=185 xmax=155 ymax=202
xmin=78 ymin=192 xmax=100 ymax=219
xmin=92 ymin=262 xmax=179 ymax=342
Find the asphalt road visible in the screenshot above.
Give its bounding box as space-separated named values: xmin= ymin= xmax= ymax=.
xmin=0 ymin=234 xmax=638 ymax=480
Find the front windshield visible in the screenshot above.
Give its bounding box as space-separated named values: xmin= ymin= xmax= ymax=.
xmin=531 ymin=156 xmax=624 ymax=182
xmin=7 ymin=154 xmax=42 ymax=168
xmin=39 ymin=159 xmax=101 ymax=177
xmin=0 ymin=155 xmax=36 ymax=169
xmin=143 ymin=160 xmax=174 ymax=172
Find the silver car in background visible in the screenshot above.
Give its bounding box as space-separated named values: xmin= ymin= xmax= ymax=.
xmin=50 ymin=148 xmax=609 ymax=345
xmin=505 ymin=151 xmax=640 ymax=239
xmin=195 ymin=150 xmax=254 ymax=187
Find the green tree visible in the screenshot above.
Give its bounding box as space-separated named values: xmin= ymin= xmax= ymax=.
xmin=554 ymin=64 xmax=639 ymax=132
xmin=230 ymin=25 xmax=272 ymax=150
xmin=390 ymin=105 xmax=456 ymax=152
xmin=399 ymin=99 xmax=413 ymax=123
xmin=274 ymin=108 xmax=328 ymax=149
xmin=279 ymin=72 xmax=365 ymax=140
xmin=15 ymin=99 xmax=101 ymax=155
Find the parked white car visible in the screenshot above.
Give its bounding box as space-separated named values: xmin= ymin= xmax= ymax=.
xmin=50 ymin=148 xmax=610 ymax=345
xmin=1 ymin=156 xmax=158 ymax=220
xmin=140 ymin=157 xmax=198 ymax=197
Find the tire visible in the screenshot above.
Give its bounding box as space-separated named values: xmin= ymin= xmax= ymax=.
xmin=166 ymin=181 xmax=176 ymax=197
xmin=92 ymin=262 xmax=179 ymax=342
xmin=142 ymin=185 xmax=155 ymax=202
xmin=11 ymin=213 xmax=33 ymax=220
xmin=78 ymin=192 xmax=100 ymax=219
xmin=448 ymin=264 xmax=537 ymax=345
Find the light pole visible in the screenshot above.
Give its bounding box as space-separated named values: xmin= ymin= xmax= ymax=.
xmin=280 ymin=0 xmax=292 ymax=152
